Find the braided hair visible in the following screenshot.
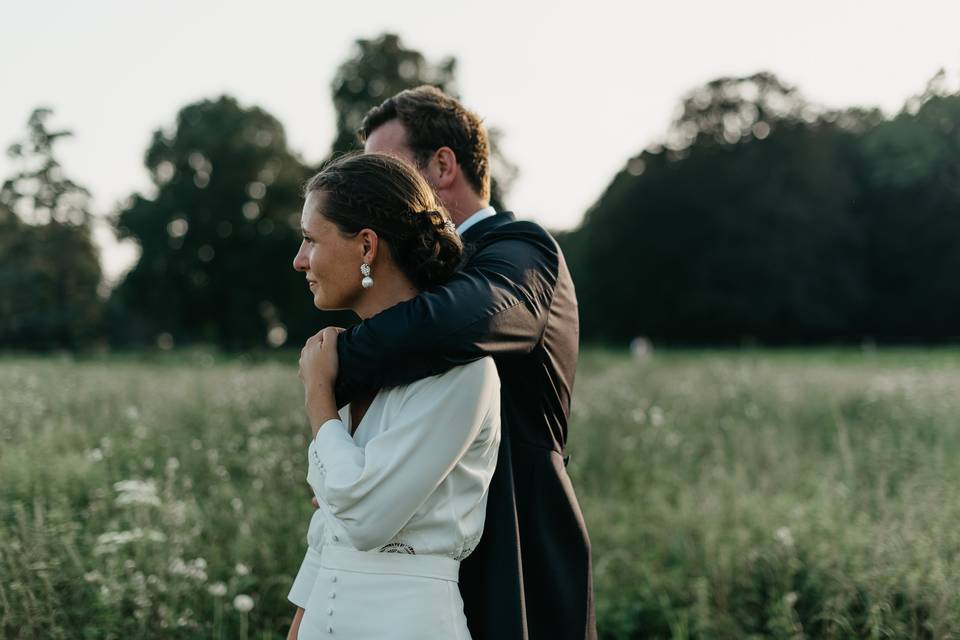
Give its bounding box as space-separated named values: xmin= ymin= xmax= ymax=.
xmin=304 ymin=153 xmax=464 ymax=290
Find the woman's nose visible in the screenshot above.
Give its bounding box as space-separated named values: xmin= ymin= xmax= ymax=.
xmin=293 ymin=245 xmax=307 ymax=271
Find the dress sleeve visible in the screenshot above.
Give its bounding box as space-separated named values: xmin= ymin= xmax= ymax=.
xmin=308 ymin=358 xmax=501 ymax=551
xmin=287 ymin=545 xmax=321 ymax=608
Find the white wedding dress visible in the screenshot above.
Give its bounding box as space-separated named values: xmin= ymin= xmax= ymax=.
xmin=288 ymin=357 xmax=501 ymax=639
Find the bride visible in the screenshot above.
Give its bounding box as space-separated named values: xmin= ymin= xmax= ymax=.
xmin=287 ymin=152 xmax=501 ymax=639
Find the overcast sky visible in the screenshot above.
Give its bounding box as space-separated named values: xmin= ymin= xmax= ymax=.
xmin=3 ymin=0 xmax=960 ymax=282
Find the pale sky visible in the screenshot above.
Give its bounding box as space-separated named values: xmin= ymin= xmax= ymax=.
xmin=3 ymin=0 xmax=960 ymax=283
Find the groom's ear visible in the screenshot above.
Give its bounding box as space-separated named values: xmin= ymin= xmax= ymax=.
xmin=431 ymin=146 xmax=458 ymax=191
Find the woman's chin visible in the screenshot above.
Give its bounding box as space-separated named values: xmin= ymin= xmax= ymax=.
xmin=313 ymin=293 xmax=345 ymax=312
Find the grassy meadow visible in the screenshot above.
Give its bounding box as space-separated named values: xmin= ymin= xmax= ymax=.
xmin=2 ymin=348 xmax=960 ymax=639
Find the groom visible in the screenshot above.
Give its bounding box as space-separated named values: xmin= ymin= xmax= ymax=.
xmin=331 ymin=86 xmax=596 ymax=640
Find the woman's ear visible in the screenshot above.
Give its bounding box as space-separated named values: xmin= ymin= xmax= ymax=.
xmin=358 ymin=228 xmax=379 ymax=265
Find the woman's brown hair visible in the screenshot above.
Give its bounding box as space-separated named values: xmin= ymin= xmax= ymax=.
xmin=304 ymin=153 xmax=463 ymax=290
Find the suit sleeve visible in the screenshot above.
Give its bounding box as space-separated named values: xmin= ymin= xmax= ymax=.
xmin=335 ymin=227 xmax=560 ymax=401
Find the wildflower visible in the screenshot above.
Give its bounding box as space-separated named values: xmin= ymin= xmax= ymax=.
xmin=233 ymin=594 xmax=254 ymax=612
xmin=169 ymin=557 xmax=208 ymax=581
xmin=113 ymin=480 xmax=161 ymax=507
xmin=650 ymin=406 xmax=665 ymax=427
xmin=94 ymin=528 xmax=166 ymax=554
xmin=235 ymin=563 xmax=250 ymax=576
xmin=208 ymin=582 xmax=227 ymax=597
xmin=775 ymin=526 xmax=794 ymax=549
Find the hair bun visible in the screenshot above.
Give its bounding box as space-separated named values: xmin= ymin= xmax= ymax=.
xmin=400 ymin=209 xmax=463 ymax=289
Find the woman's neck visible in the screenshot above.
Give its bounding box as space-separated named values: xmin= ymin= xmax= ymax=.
xmin=353 ymin=266 xmax=419 ymax=320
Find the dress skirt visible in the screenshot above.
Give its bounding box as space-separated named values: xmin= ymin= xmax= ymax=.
xmin=297 ymin=546 xmax=471 ymax=640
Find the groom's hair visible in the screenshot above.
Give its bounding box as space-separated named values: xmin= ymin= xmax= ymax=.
xmin=358 ymin=86 xmax=491 ymax=201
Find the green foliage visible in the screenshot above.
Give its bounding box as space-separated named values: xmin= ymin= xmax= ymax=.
xmin=3 ymin=349 xmax=960 ymax=638
xmin=329 ymin=33 xmax=457 ymax=157
xmin=858 ymin=77 xmax=960 ymax=340
xmin=105 ymin=34 xmax=520 ymax=352
xmin=328 ymin=33 xmax=516 ymax=209
xmin=0 ymin=108 xmax=103 ymax=350
xmin=563 ymin=71 xmax=960 ymax=345
xmin=109 ymin=96 xmax=332 ymax=350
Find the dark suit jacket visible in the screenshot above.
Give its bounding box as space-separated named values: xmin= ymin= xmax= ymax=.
xmin=335 ymin=211 xmax=596 ymax=640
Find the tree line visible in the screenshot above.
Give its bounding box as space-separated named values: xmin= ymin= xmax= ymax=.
xmin=560 ymin=71 xmax=960 ymax=344
xmin=2 ymin=36 xmax=959 ymax=350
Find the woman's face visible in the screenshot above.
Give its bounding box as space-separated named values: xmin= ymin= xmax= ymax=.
xmin=293 ymin=191 xmax=364 ymax=311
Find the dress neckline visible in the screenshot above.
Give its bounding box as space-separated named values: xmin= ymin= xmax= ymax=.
xmin=345 ymin=389 xmax=385 ymax=438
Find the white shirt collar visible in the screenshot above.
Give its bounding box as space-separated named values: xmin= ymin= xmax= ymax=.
xmin=456 ymin=206 xmax=496 ymax=237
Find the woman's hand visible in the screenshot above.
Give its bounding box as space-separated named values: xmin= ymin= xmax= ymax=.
xmin=299 ymin=326 xmax=343 ymax=389
xmin=299 ymin=326 xmax=346 ymax=436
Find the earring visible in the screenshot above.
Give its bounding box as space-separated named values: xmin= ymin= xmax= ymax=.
xmin=361 ymin=263 xmax=373 ymax=289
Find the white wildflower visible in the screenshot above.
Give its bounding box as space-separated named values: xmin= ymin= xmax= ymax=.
xmin=249 ymin=417 xmax=272 ymax=434
xmin=775 ymin=526 xmax=794 ymax=549
xmin=233 ymin=594 xmax=254 ymax=612
xmin=235 ymin=563 xmax=250 ymax=576
xmin=208 ymin=582 xmax=227 ymax=597
xmin=113 ymin=480 xmax=161 ymax=507
xmin=94 ymin=528 xmax=166 ymax=554
xmin=650 ymin=406 xmax=666 ymax=427
xmin=169 ymin=557 xmax=208 ymax=581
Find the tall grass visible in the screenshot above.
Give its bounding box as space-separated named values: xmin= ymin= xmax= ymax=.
xmin=2 ymin=349 xmax=959 ymax=638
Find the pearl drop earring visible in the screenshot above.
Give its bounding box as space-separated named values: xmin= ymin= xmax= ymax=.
xmin=361 ymin=263 xmax=373 ymax=289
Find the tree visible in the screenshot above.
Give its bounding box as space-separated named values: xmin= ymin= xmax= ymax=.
xmin=858 ymin=74 xmax=960 ymax=341
xmin=109 ymin=96 xmax=327 ymax=350
xmin=327 ymin=33 xmax=517 ymax=209
xmin=665 ymin=72 xmax=811 ymax=151
xmin=329 ymin=33 xmax=458 ymax=156
xmin=564 ymin=74 xmax=871 ymax=344
xmin=0 ymin=108 xmax=103 ymax=350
